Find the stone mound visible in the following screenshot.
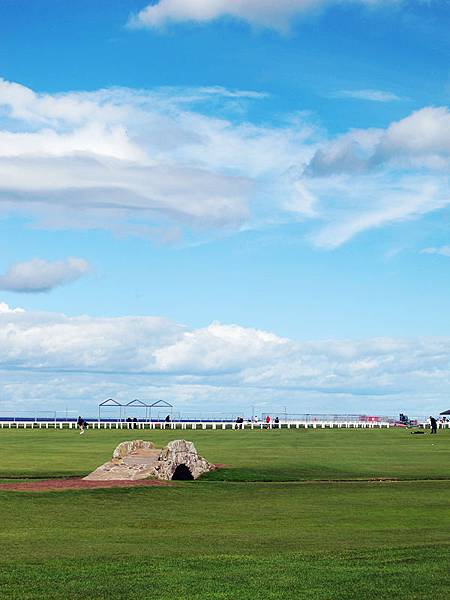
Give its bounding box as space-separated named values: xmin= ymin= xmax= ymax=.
xmin=84 ymin=439 xmax=213 ymax=482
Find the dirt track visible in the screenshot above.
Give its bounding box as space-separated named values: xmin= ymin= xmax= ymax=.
xmin=0 ymin=478 xmax=174 ymax=492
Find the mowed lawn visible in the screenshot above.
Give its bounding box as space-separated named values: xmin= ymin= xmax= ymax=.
xmin=0 ymin=427 xmax=449 ymax=481
xmin=0 ymin=429 xmax=449 ymax=599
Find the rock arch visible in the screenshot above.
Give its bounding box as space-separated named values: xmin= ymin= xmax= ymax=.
xmin=84 ymin=439 xmax=212 ymax=482
xmin=153 ymin=440 xmax=212 ymax=481
xmin=171 ymin=464 xmax=194 ymax=480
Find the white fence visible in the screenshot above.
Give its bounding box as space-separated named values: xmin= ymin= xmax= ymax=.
xmin=1 ymin=419 xmax=446 ymax=430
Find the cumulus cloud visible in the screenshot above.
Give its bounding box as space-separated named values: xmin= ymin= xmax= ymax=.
xmin=128 ymin=0 xmax=400 ymax=32
xmin=0 ymin=306 xmax=288 ymax=374
xmin=300 ymin=106 xmax=450 ymax=247
xmin=154 ymin=321 xmax=293 ymax=372
xmin=0 ymin=301 xmax=24 ymax=313
xmin=0 ymin=78 xmax=449 ymax=249
xmin=0 ymin=258 xmax=90 ymax=293
xmin=307 ymin=107 xmax=450 ymax=176
xmin=0 ymin=302 xmax=448 ymax=415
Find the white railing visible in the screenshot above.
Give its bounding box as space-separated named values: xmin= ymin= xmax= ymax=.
xmin=1 ymin=419 xmax=446 ymax=430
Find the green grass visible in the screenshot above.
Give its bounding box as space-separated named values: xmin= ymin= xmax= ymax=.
xmin=0 ymin=427 xmax=448 ymax=481
xmin=0 ymin=428 xmax=449 ymax=598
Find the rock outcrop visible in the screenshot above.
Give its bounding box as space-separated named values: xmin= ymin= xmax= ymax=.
xmin=84 ymin=439 xmax=213 ymax=482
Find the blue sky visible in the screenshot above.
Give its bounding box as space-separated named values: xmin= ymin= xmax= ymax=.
xmin=1 ymin=0 xmax=450 ymax=417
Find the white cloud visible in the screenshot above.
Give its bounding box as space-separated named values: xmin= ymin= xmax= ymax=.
xmin=421 ymin=246 xmax=450 ymax=257
xmin=307 ymin=173 xmax=449 ymax=248
xmin=377 ymin=106 xmax=450 ymax=162
xmin=299 ymin=107 xmax=450 ymax=247
xmin=0 ymin=303 xmax=182 ymax=371
xmin=0 ymin=258 xmax=91 ymax=293
xmin=0 ymin=78 xmax=449 ymax=249
xmin=333 ymin=89 xmax=402 ymax=102
xmin=0 ymin=78 xmax=314 ymax=237
xmin=128 ymin=0 xmax=400 ymax=32
xmin=307 ymin=107 xmax=450 ymax=177
xmin=0 ymin=302 xmax=448 ymax=415
xmin=0 ymin=301 xmax=24 ymax=313
xmin=154 ymin=321 xmax=293 ymax=372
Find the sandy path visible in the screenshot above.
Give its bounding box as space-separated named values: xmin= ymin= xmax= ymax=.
xmin=0 ymin=477 xmax=174 ymax=492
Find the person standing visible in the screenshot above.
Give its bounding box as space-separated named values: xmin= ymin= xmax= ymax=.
xmin=265 ymin=415 xmax=271 ymax=429
xmin=429 ymin=416 xmax=437 ymax=434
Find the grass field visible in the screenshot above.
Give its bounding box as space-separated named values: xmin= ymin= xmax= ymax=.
xmin=0 ymin=428 xmax=449 ymax=599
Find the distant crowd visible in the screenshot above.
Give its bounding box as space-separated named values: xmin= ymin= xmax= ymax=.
xmin=234 ymin=415 xmax=280 ymax=429
xmin=75 ymin=414 xmax=447 ymax=434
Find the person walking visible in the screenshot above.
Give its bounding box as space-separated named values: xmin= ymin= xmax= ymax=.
xmin=77 ymin=415 xmax=85 ymax=435
xmin=429 ymin=416 xmax=437 ymax=434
